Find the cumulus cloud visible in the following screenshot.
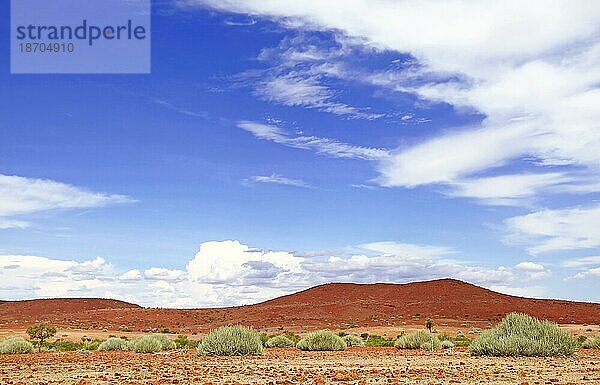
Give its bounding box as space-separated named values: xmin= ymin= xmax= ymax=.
xmin=562 ymin=255 xmax=600 ymax=280
xmin=0 ymin=240 xmax=551 ymax=306
xmin=569 ymin=267 xmax=600 ymax=279
xmin=505 ymin=203 xmax=600 ymax=254
xmin=0 ymin=174 xmax=134 ymax=229
xmin=515 ymin=261 xmax=545 ymax=271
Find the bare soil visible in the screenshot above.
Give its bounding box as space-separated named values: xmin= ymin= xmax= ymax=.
xmin=1 ymin=348 xmax=599 ymax=385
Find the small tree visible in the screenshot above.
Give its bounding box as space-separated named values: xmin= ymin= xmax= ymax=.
xmin=426 ymin=318 xmax=434 ymax=333
xmin=26 ymin=322 xmax=56 ymax=352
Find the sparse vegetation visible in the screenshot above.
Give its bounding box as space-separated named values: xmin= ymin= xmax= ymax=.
xmin=27 ymin=322 xmax=56 ymax=352
xmin=364 ymin=334 xmax=395 ymax=347
xmin=197 ymin=326 xmax=263 ymax=356
xmin=152 ymin=334 xmax=176 ymax=350
xmin=342 ymin=334 xmax=364 ymax=347
xmin=265 ymin=335 xmax=295 ymax=348
xmin=98 ymin=337 xmax=129 ymax=351
xmin=470 ymin=313 xmax=577 ymax=357
xmin=441 ymin=340 xmax=454 ymax=349
xmin=296 ymin=330 xmax=346 ymax=351
xmin=130 ymin=336 xmax=163 ymax=353
xmin=426 ymin=318 xmax=434 ymax=333
xmin=174 ymin=334 xmax=199 ymax=349
xmin=46 ymin=338 xmax=101 ymax=351
xmin=581 ymin=336 xmax=600 ymax=349
xmin=0 ymin=338 xmax=34 ymax=354
xmin=394 ymin=330 xmax=441 ymax=350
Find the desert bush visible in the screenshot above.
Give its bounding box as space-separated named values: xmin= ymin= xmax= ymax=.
xmin=296 ymin=330 xmax=346 ymax=351
xmin=582 ymin=336 xmax=600 ymax=349
xmin=98 ymin=337 xmax=129 ymax=351
xmin=342 ymin=334 xmax=365 ymax=347
xmin=441 ymin=340 xmax=455 ymax=349
xmin=197 ymin=326 xmax=263 ymax=356
xmin=265 ymin=335 xmax=295 ymax=348
xmin=152 ymin=334 xmax=176 ymax=350
xmin=470 ymin=313 xmax=577 ymax=357
xmin=283 ymin=331 xmax=301 ymax=344
xmin=174 ymin=334 xmax=199 ymax=349
xmin=0 ymin=338 xmax=34 ymax=354
xmin=395 ymin=330 xmax=441 ymax=350
xmin=130 ymin=336 xmax=163 ymax=353
xmin=365 ymin=334 xmax=395 ymax=347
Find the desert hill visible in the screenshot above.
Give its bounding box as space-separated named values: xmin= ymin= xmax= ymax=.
xmin=1 ymin=279 xmax=598 ymax=333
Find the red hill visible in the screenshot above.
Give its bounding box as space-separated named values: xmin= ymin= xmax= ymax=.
xmin=0 ymin=279 xmax=598 ymax=333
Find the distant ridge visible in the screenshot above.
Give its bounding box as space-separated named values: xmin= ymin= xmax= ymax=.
xmin=1 ymin=279 xmax=598 ymax=332
xmin=0 ymin=298 xmax=140 ymax=321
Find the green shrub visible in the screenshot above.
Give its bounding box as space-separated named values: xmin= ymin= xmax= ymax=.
xmin=394 ymin=330 xmax=441 ymax=350
xmin=197 ymin=326 xmax=263 ymax=356
xmin=469 ymin=313 xmax=577 ymax=357
xmin=441 ymin=340 xmax=455 ymax=349
xmin=174 ymin=334 xmax=198 ymax=349
xmin=365 ymin=334 xmax=395 ymax=347
xmin=98 ymin=337 xmax=129 ymax=351
xmin=296 ymin=330 xmax=346 ymax=351
xmin=342 ymin=334 xmax=364 ymax=347
xmin=152 ymin=334 xmax=176 ymax=350
xmin=265 ymin=335 xmax=295 ymax=348
xmin=582 ymin=336 xmax=600 ymax=349
xmin=282 ymin=331 xmax=301 ymax=344
xmin=0 ymin=338 xmax=34 ymax=354
xmin=130 ymin=336 xmax=162 ymax=353
xmin=46 ymin=339 xmax=83 ymax=351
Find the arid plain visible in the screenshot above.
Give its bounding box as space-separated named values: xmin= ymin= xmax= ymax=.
xmin=1 ymin=280 xmax=600 ymax=385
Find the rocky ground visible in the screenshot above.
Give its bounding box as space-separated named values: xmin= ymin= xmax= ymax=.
xmin=1 ymin=348 xmax=599 ymax=385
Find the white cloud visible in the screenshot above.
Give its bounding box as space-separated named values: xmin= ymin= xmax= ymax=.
xmin=446 ymin=173 xmax=573 ymax=206
xmin=561 ymin=255 xmax=600 ymax=280
xmin=144 ymin=267 xmax=186 ymax=281
xmin=256 ymin=72 xmax=382 ymax=120
xmin=514 ymin=261 xmax=551 ymax=280
xmin=488 ymin=285 xmax=547 ymax=298
xmin=569 ymin=267 xmax=600 ymax=280
xmin=187 ymin=1 xmax=600 ymax=205
xmin=238 ymin=121 xmax=388 ymax=160
xmin=505 ymin=203 xmax=600 ymax=254
xmin=249 ymin=173 xmax=310 ymax=188
xmin=0 ymin=174 xmax=134 ymax=229
xmin=119 ymin=269 xmax=142 ymax=281
xmin=0 ymin=219 xmax=30 ymax=229
xmin=562 ymin=256 xmax=600 ymax=269
xmin=515 ymin=261 xmax=545 ymax=271
xmin=0 ymin=240 xmax=548 ymax=306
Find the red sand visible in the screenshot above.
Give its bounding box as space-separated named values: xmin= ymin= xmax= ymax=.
xmin=1 ymin=279 xmax=599 ymax=333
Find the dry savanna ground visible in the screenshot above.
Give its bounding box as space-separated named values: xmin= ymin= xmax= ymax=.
xmin=1 ymin=348 xmax=599 ymax=385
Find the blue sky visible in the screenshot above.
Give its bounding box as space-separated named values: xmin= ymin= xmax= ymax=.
xmin=1 ymin=1 xmax=600 ymax=307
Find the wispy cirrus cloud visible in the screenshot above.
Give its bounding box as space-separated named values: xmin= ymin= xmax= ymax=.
xmin=238 ymin=120 xmax=388 ymax=160
xmin=249 ymin=173 xmax=311 ymax=188
xmin=255 ymin=72 xmax=383 ymax=120
xmin=0 ymin=174 xmax=134 ymax=229
xmin=188 ymin=0 xmax=600 ymax=207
